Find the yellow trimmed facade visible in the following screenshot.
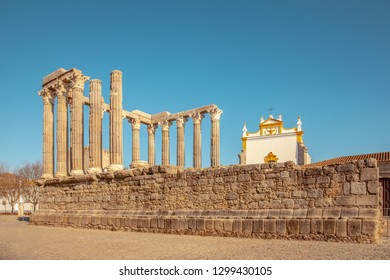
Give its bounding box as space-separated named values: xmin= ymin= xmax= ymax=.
xmin=239 ymin=114 xmax=311 ymax=165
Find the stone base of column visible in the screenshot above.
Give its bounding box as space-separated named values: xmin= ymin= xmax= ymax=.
xmin=107 ymin=164 xmax=124 ymax=171
xmin=130 ymin=161 xmax=149 ymax=169
xmin=87 ymin=167 xmax=102 ymax=174
xmin=54 ymin=171 xmax=67 ymax=178
xmin=70 ymin=169 xmax=84 ymax=176
xmin=41 ymin=173 xmax=53 ymax=179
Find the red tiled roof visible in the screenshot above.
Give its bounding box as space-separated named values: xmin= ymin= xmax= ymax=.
xmin=304 ymin=152 xmax=390 ymax=167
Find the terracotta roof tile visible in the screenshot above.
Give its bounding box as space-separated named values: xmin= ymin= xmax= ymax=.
xmin=304 ymin=152 xmax=390 ymax=168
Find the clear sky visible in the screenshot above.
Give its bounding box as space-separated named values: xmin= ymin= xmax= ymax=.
xmin=0 ymin=0 xmax=389 ymax=170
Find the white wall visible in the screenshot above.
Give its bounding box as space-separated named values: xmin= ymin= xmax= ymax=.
xmin=246 ymin=133 xmax=298 ymax=164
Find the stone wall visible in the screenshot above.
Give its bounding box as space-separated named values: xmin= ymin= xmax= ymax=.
xmin=31 ymin=159 xmax=382 ymax=243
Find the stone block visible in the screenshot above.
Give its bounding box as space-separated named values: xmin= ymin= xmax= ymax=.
xmin=171 ymin=218 xmax=179 ymax=230
xmin=337 ymin=164 xmax=355 ymax=173
xmin=299 ymin=220 xmax=311 ymax=235
xmin=253 ymin=220 xmax=264 ymax=233
xmin=276 ymin=220 xmax=287 ymax=235
xmin=282 ymin=199 xmax=295 ymax=209
xmin=362 ymin=220 xmax=378 ymax=237
xmin=196 ymin=218 xmax=205 ymax=230
xmin=367 ymin=181 xmax=378 ymax=194
xmin=287 ymin=220 xmax=299 ymax=235
xmin=188 ymin=218 xmax=196 ymax=229
xmin=336 ymin=220 xmax=347 ymax=237
xmin=268 ymin=209 xmax=280 ymax=218
xmin=242 ymin=220 xmax=253 ymax=233
xmin=356 ymin=195 xmax=378 ymax=206
xmin=264 ymin=220 xmax=276 ymax=233
xmin=307 ymin=208 xmax=322 ymax=218
xmin=324 ymin=220 xmax=336 ymax=235
xmin=214 ymin=219 xmax=224 ymax=232
xmin=322 ymin=208 xmax=341 ymax=219
xmin=308 ymin=190 xmax=323 ymax=198
xmin=343 ymin=183 xmax=350 ymax=195
xmin=205 ymin=219 xmax=214 ymax=231
xmin=361 ymin=168 xmax=378 ymax=181
xmin=310 ymin=219 xmax=323 ymax=234
xmin=223 ymin=219 xmax=233 ymax=232
xmin=358 ymin=209 xmax=380 ymax=219
xmin=350 ymin=182 xmax=366 ymax=195
xmin=347 ymin=219 xmax=362 ymax=236
xmin=150 ymin=217 xmax=158 ymax=228
xmin=292 ymin=191 xmax=307 ymax=198
xmin=341 ymin=207 xmax=359 ymax=218
xmin=293 ymin=209 xmax=307 ymax=219
xmin=233 ymin=220 xmax=242 ymax=233
xmin=334 ymin=196 xmax=356 ymax=206
xmin=280 ymin=209 xmax=293 ymax=218
xmin=257 ymin=209 xmax=269 ymax=218
xmin=158 ymin=218 xmax=165 ymax=229
xmin=238 ymin=174 xmax=251 ymax=182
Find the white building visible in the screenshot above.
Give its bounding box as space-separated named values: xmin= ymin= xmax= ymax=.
xmin=239 ymin=114 xmax=311 ymax=165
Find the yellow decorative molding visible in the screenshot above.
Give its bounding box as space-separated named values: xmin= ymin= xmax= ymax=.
xmin=241 ymin=137 xmax=247 ymax=150
xmin=264 ymin=152 xmax=278 ymax=163
xmin=296 ymin=131 xmax=304 ymax=143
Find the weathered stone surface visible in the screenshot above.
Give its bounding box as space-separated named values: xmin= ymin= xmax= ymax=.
xmin=348 ymin=220 xmax=362 ymax=236
xmin=362 ymin=220 xmax=378 ymax=237
xmin=324 ymin=220 xmax=336 ymax=235
xmin=299 ymin=220 xmax=311 ymax=235
xmin=336 ymin=220 xmax=347 ymax=237
xmin=341 ymin=207 xmax=358 ymax=218
xmin=287 ymin=220 xmax=299 ymax=235
xmin=276 ymin=220 xmax=287 ymax=235
xmin=360 ymin=168 xmax=378 ymax=181
xmin=253 ymin=220 xmax=264 ymax=233
xmin=350 ymin=182 xmax=366 ymax=195
xmin=322 ymin=208 xmax=341 ymax=219
xmin=242 ymin=220 xmax=253 ymax=234
xmin=264 ymin=220 xmax=276 ymax=233
xmin=310 ymin=219 xmax=323 ymax=234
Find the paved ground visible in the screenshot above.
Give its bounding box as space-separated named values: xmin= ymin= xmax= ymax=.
xmin=0 ymin=215 xmax=389 ymax=260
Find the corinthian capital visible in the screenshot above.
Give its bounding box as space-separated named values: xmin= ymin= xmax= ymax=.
xmin=176 ymin=117 xmax=188 ymax=128
xmin=159 ymin=120 xmax=172 ymax=131
xmin=191 ymin=112 xmax=204 ymax=124
xmin=54 ymin=81 xmax=67 ymax=97
xmin=147 ymin=124 xmax=158 ymax=134
xmin=70 ymin=71 xmax=89 ymax=90
xmin=38 ymin=88 xmax=55 ymax=105
xmin=129 ymin=118 xmax=141 ymax=130
xmin=210 ymin=108 xmax=223 ymax=121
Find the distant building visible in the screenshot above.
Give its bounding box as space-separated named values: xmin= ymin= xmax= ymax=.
xmin=239 ymin=114 xmax=311 ymax=165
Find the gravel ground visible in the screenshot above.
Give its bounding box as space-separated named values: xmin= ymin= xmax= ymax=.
xmin=0 ymin=215 xmax=389 ymax=260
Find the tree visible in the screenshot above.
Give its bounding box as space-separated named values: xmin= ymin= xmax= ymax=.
xmin=0 ymin=172 xmax=21 ymax=214
xmin=16 ymin=161 xmax=43 ymax=212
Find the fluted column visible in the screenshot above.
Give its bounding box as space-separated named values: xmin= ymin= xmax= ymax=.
xmin=160 ymin=120 xmax=172 ymax=165
xmin=108 ymin=70 xmax=124 ymax=171
xmin=210 ymin=108 xmax=223 ymax=167
xmin=176 ymin=117 xmax=187 ymax=168
xmin=130 ymin=118 xmax=141 ymax=164
xmin=70 ymin=72 xmax=88 ymax=175
xmin=88 ymin=80 xmax=103 ymax=173
xmin=55 ymin=82 xmax=68 ymax=177
xmin=192 ymin=113 xmax=203 ymax=168
xmin=147 ymin=124 xmax=157 ymax=166
xmin=39 ymin=88 xmax=54 ymax=179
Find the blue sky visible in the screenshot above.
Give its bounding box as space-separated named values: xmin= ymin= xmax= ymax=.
xmin=0 ymin=0 xmax=389 ymax=169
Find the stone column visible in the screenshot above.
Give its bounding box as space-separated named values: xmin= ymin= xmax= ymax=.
xmin=176 ymin=117 xmax=187 ymax=168
xmin=160 ymin=120 xmax=171 ymax=165
xmin=70 ymin=72 xmax=88 ymax=176
xmin=39 ymin=88 xmax=54 ymax=179
xmin=210 ymin=108 xmax=223 ymax=167
xmin=55 ymin=82 xmax=68 ymax=177
xmin=88 ymin=79 xmax=103 ymax=173
xmin=147 ymin=124 xmax=157 ymax=166
xmin=192 ymin=113 xmax=203 ymax=168
xmin=108 ymin=70 xmax=124 ymax=171
xmin=130 ymin=118 xmax=141 ymax=164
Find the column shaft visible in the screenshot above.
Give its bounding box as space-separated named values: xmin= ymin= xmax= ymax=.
xmin=148 ymin=125 xmax=156 ymax=166
xmin=176 ymin=117 xmax=186 ymax=168
xmin=210 ymin=108 xmax=223 ymax=167
xmin=55 ymin=83 xmax=68 ymax=177
xmin=161 ymin=120 xmax=171 ymax=165
xmin=88 ymin=80 xmax=102 ymax=173
xmin=40 ymin=89 xmax=54 ymax=178
xmin=131 ymin=119 xmax=141 ymax=163
xmin=192 ymin=113 xmax=203 ymax=168
xmin=70 ymin=86 xmax=84 ymax=175
xmin=108 ymin=70 xmax=123 ymax=171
